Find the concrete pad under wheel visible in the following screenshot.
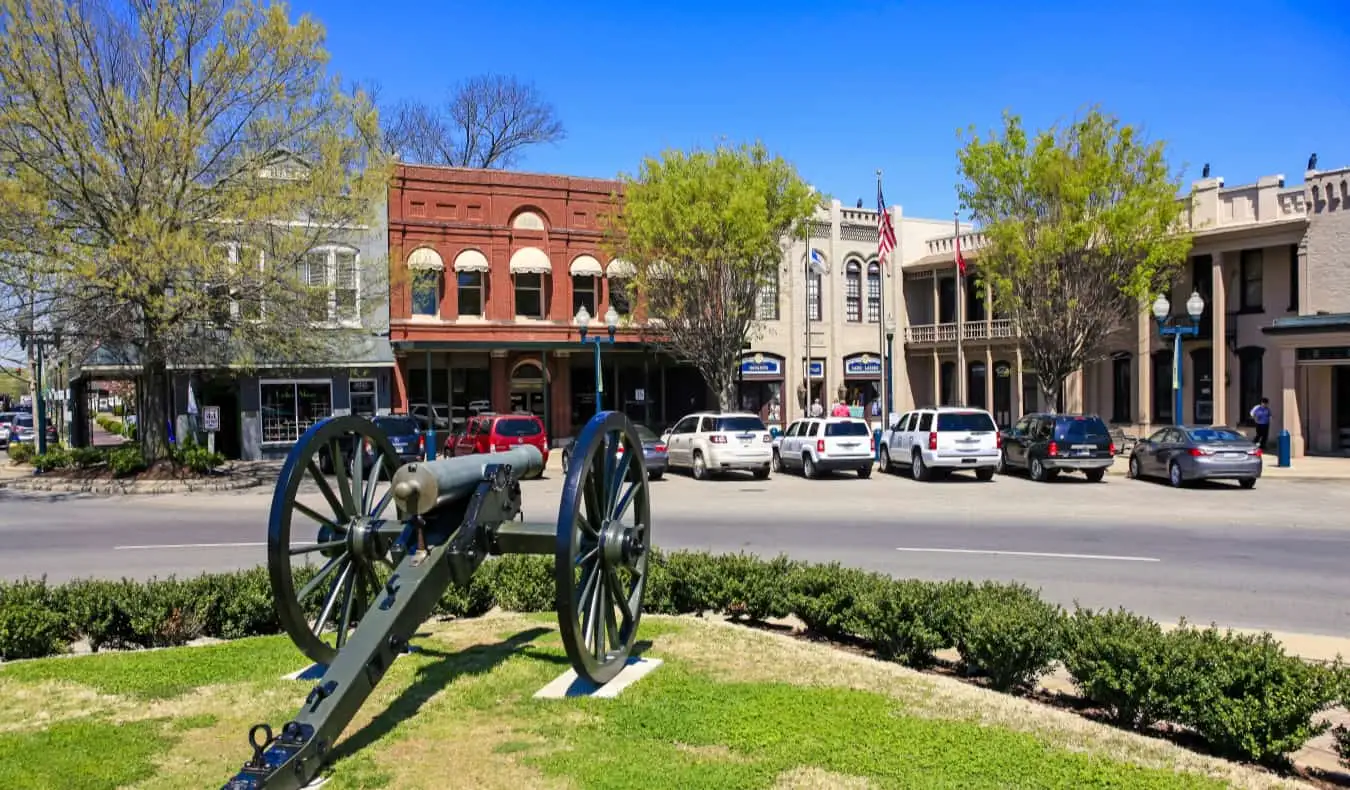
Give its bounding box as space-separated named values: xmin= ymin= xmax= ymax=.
xmin=282 ymin=645 xmax=421 ymax=680
xmin=533 ymin=657 xmax=663 ymax=699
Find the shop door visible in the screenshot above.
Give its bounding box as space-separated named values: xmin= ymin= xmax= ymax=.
xmin=993 ymin=362 xmax=1012 ymax=427
xmin=1336 ymin=366 xmax=1350 ymax=453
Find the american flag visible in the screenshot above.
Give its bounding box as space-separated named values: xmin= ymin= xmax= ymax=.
xmin=876 ymin=184 xmax=897 ymax=270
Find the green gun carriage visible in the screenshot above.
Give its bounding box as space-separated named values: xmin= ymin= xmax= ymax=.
xmin=223 ymin=410 xmax=653 ymax=789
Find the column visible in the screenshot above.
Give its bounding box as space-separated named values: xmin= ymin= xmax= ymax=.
xmin=1280 ymin=348 xmax=1304 ymax=457
xmin=1135 ymin=300 xmax=1152 ymax=430
xmin=930 ymin=348 xmax=940 ymax=405
xmin=489 ymin=352 xmax=509 ymax=413
xmin=392 ymin=356 xmax=408 ymax=413
xmin=984 ymin=345 xmax=994 ymax=412
xmin=1014 ymin=346 xmax=1024 ymax=417
xmin=551 ymin=353 xmax=572 ymax=440
xmin=931 ymin=273 xmax=939 ymax=325
xmin=1211 ymin=254 xmax=1228 ymax=426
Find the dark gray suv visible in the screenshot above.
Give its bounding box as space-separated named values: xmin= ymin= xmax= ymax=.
xmin=998 ymin=413 xmax=1115 ymax=483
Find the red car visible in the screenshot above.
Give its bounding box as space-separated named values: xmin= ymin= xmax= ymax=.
xmin=446 ymin=413 xmax=549 ymax=464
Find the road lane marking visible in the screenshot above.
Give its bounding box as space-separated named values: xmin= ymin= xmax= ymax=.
xmin=894 ymin=547 xmax=1160 ymax=563
xmin=115 ymin=542 xmax=265 ymax=550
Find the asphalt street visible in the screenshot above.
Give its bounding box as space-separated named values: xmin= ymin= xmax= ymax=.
xmin=2 ymin=467 xmax=1348 ymax=637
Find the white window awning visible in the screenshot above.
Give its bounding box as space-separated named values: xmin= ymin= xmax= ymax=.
xmin=509 ymin=246 xmax=552 ymax=275
xmin=569 ymin=254 xmax=603 ymax=277
xmin=406 ymin=247 xmax=444 ymax=271
xmin=453 ymin=249 xmax=490 ymax=273
xmin=606 ymin=258 xmax=636 ymax=277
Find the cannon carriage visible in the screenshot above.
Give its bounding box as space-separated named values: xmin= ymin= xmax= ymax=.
xmin=224 ymin=410 xmax=652 ymax=789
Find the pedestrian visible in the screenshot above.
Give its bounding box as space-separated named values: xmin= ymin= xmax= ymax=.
xmin=809 ymin=398 xmax=823 ymax=418
xmin=830 ymin=400 xmax=850 ymax=418
xmin=1250 ymin=396 xmax=1272 ymax=449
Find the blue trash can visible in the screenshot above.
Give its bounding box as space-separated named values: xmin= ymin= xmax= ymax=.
xmin=1277 ymin=429 xmax=1291 ymax=468
xmin=424 ymin=429 xmax=437 ymax=461
xmin=873 ymin=428 xmax=883 ymax=462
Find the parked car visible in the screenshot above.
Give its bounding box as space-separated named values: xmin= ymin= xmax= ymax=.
xmin=8 ymin=412 xmax=57 ymax=447
xmin=409 ymin=403 xmax=450 ymax=431
xmin=0 ymin=412 xmax=16 ymax=447
xmin=446 ymin=413 xmax=549 ymax=465
xmin=999 ymin=413 xmax=1115 ymax=483
xmin=317 ymin=415 xmax=428 ymax=476
xmin=772 ymin=417 xmax=874 ymax=479
xmin=878 ymin=406 xmax=1000 ymax=481
xmin=561 ymin=422 xmax=668 ymax=480
xmin=1127 ymin=425 xmax=1262 ymax=489
xmin=661 ymin=411 xmax=772 ymax=480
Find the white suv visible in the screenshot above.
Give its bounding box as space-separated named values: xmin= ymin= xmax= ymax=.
xmin=773 ymin=417 xmax=875 ymax=479
xmin=663 ymin=411 xmax=773 ymax=480
xmin=879 ymin=406 xmax=1000 ymax=482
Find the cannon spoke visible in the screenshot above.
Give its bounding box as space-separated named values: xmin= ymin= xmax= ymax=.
xmin=582 ymin=463 xmax=604 ymax=533
xmin=605 ymin=567 xmax=634 ymax=626
xmin=588 ymin=569 xmax=606 ymax=660
xmin=312 ymin=558 xmax=352 ymax=638
xmin=307 ymin=460 xmax=346 ymax=522
xmin=330 ymin=439 xmax=358 ymax=518
xmin=292 ymin=500 xmax=341 ymax=532
xmin=335 ymin=564 xmax=359 ymax=649
xmin=370 ymin=488 xmax=395 ymax=521
xmin=611 ymin=479 xmax=638 ymax=525
xmin=296 ymin=553 xmax=345 ymax=602
xmin=289 ymin=539 xmax=344 ymax=557
xmin=607 ymin=439 xmax=633 ymax=517
xmin=363 ymin=453 xmax=384 ymax=514
xmin=350 ymin=446 xmax=365 ymax=516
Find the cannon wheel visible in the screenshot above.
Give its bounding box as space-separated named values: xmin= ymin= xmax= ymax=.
xmin=555 ymin=411 xmax=652 ymax=685
xmin=268 ymin=416 xmax=404 ymax=666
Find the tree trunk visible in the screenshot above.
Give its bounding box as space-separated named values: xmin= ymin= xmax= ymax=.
xmin=138 ymin=361 xmax=172 ymax=462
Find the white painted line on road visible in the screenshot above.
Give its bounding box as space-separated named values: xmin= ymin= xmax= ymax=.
xmin=114 ymin=542 xmax=265 ymax=550
xmin=894 ymin=547 xmax=1160 ymax=563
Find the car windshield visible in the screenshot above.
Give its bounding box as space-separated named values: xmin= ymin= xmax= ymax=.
xmin=495 ymin=417 xmax=542 ymax=437
xmin=1188 ymin=428 xmax=1245 ymax=443
xmin=825 ymin=421 xmax=870 ymax=437
xmin=14 ymin=414 xmax=32 ymax=427
xmin=935 ymin=412 xmax=996 ymax=432
xmin=374 ymin=417 xmax=421 ymax=435
xmin=713 ymin=416 xmax=766 ymax=432
xmin=635 ymin=425 xmax=661 ymax=443
xmin=1054 ymin=417 xmax=1110 ymax=442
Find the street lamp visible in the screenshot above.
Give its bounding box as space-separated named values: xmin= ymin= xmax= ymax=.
xmin=576 ymin=305 xmax=619 ymax=415
xmin=883 ymin=314 xmax=897 ymax=423
xmin=1153 ymin=290 xmax=1206 ymax=425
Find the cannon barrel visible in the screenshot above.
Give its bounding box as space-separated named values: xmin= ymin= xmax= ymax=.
xmin=390 ymin=445 xmax=544 ymax=515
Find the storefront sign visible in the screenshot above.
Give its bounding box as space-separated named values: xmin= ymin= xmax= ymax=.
xmin=740 ymin=353 xmax=784 ymax=376
xmin=806 ymin=359 xmax=824 ymax=379
xmin=844 ymin=354 xmax=882 ymax=377
xmin=1297 ymin=346 xmax=1350 ymax=362
xmin=202 ymin=406 xmax=221 ymax=432
xmin=994 ymin=362 xmax=1012 ymax=378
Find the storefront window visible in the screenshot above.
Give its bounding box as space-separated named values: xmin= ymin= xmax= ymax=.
xmin=261 ymin=380 xmax=332 ymax=443
xmin=412 ymin=270 xmax=439 ymax=316
xmin=457 ymin=271 xmax=484 ymax=317
xmin=350 ymin=379 xmax=377 ymax=417
xmin=739 ymin=381 xmax=782 ymax=427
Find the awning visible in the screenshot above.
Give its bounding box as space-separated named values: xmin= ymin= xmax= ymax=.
xmin=569 ymin=254 xmax=603 ymax=276
xmin=453 ymin=249 xmax=490 ymax=273
xmin=509 ymin=246 xmax=552 ymax=275
xmin=606 ymin=258 xmax=636 ymax=277
xmin=406 ymin=247 xmax=444 ymax=271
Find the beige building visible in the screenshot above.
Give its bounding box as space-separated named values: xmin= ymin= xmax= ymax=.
xmin=880 ymin=162 xmax=1350 ymax=458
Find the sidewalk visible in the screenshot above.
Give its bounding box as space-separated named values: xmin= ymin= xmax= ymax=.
xmin=1106 ymin=453 xmax=1350 ymax=480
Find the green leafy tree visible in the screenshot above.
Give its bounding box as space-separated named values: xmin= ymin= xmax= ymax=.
xmin=0 ymin=0 xmax=388 ymax=461
xmin=608 ymin=142 xmax=819 ymax=411
xmin=956 ymin=108 xmax=1192 ymax=407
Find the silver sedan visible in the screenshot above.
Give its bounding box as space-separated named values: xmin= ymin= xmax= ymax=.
xmin=1127 ymin=425 xmax=1263 ymax=489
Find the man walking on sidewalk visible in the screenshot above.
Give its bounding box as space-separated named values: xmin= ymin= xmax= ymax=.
xmin=1250 ymin=397 xmax=1272 ymax=450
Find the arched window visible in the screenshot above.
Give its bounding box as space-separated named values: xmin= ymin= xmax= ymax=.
xmin=866 ymin=261 xmax=881 ymax=323
xmin=844 ymin=260 xmax=862 ymax=322
xmin=407 ymin=248 xmax=444 ymax=318
xmin=808 ymin=271 xmax=822 ymax=322
xmin=1111 ymin=352 xmax=1132 ymax=424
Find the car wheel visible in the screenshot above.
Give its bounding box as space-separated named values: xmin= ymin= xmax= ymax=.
xmin=1238 ymin=477 xmax=1256 ymax=490
xmin=975 ymin=467 xmax=995 ymax=482
xmin=879 ymin=445 xmax=893 ymax=473
xmin=753 ymin=465 xmax=770 ymax=480
xmin=911 ymin=452 xmax=930 ymax=482
xmin=1084 ymin=469 xmax=1106 ymax=483
xmin=648 ymin=471 xmax=664 ymax=482
xmin=1029 ymin=458 xmax=1047 ymax=482
xmin=771 ymin=450 xmax=783 ymax=473
xmin=995 ymin=450 xmax=1007 ymax=475
xmin=561 ymin=450 xmax=569 ymax=474
xmin=319 ymin=448 xmax=333 ymax=475
xmin=692 ymin=452 xmax=708 ymax=481
xmin=1127 ymin=455 xmax=1141 ymax=479
xmin=857 ymin=465 xmax=873 ymax=479
xmin=1168 ymin=461 xmax=1185 ymax=488
xmin=803 ymin=454 xmax=818 ymax=479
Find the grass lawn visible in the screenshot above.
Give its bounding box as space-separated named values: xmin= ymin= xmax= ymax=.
xmin=0 ymin=613 xmax=1307 ymax=790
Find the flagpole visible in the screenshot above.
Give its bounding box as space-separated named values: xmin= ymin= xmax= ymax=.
xmin=876 ymin=170 xmax=888 ymax=430
xmin=803 ymin=231 xmax=811 ymax=420
xmin=955 ymin=210 xmax=966 ymax=405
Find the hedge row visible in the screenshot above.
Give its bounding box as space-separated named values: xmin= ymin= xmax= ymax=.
xmin=9 ymin=435 xmax=223 ymax=477
xmin=0 ymin=552 xmax=1345 ymax=767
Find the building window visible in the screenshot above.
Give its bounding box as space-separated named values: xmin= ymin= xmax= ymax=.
xmin=1151 ymin=351 xmax=1172 ymax=422
xmin=756 ymin=269 xmax=779 ymax=321
xmin=1288 ymin=244 xmax=1299 ymax=312
xmin=609 ymin=278 xmax=632 ymax=316
xmin=572 ymin=275 xmax=597 ymax=317
xmin=260 ymin=380 xmax=332 ymax=444
xmin=1238 ymin=347 xmax=1265 ymax=425
xmin=845 ymin=260 xmax=862 ymax=322
xmin=808 ymin=272 xmax=822 ymax=322
xmin=967 ymin=361 xmax=987 ymax=409
xmin=939 ymin=361 xmax=957 ymax=406
xmin=349 ymin=379 xmax=377 ymax=418
xmin=412 ymin=270 xmax=439 ymax=317
xmin=938 ymin=277 xmax=956 ymax=323
xmin=514 ymin=273 xmax=546 ymax=318
xmin=1239 ymin=249 xmax=1263 ymax=311
xmin=299 ymin=246 xmax=361 ymax=325
xmin=457 ymin=271 xmax=484 ymax=317
xmin=866 ymin=262 xmax=881 ymax=323
xmin=1111 ymin=353 xmax=1132 ymax=423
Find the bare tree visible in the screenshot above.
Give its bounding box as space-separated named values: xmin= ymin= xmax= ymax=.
xmin=382 ymin=74 xmax=565 ymax=168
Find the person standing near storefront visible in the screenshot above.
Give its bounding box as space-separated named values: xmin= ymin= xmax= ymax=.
xmin=809 ymin=398 xmax=823 ymax=418
xmin=1250 ymin=397 xmax=1272 ymax=450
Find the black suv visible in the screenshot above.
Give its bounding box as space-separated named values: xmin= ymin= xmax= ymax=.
xmin=998 ymin=413 xmax=1115 ymax=483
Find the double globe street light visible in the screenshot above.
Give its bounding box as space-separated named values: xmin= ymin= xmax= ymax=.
xmin=575 ymin=305 xmax=620 ymax=416
xmin=1152 ymin=290 xmax=1207 ymax=425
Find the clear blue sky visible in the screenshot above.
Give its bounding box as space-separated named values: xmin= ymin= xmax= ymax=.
xmin=299 ymin=0 xmax=1349 ymax=220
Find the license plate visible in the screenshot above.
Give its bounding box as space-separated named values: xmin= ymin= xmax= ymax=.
xmin=840 ymin=442 xmax=859 ymax=448
xmin=1073 ymin=449 xmax=1091 ymax=456
xmin=1221 ymin=452 xmax=1244 ymax=459
xmin=961 ymin=458 xmax=977 ymax=464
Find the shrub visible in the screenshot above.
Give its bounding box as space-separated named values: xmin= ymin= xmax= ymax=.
xmin=173 ymin=441 xmax=224 ymax=474
xmin=7 ymin=441 xmax=34 ymax=464
xmin=662 ymin=550 xmax=722 ymax=614
xmin=53 ymin=579 xmax=134 ymax=651
xmin=788 ymin=563 xmax=887 ymax=642
xmin=0 ymin=603 xmax=70 ymax=660
xmin=861 ymin=579 xmax=949 ymax=668
xmin=640 ymin=549 xmax=676 ymax=615
xmin=710 ymin=553 xmax=799 ymax=621
xmin=67 ymin=446 xmax=106 ymax=470
xmin=108 ymin=445 xmax=147 ymax=477
xmin=193 ymin=569 xmax=280 ymax=640
xmin=1334 ymin=720 xmax=1350 ymax=769
xmin=31 ymin=446 xmax=70 ymax=472
xmin=116 ymin=578 xmax=204 ymax=648
xmin=1164 ymin=625 xmax=1341 ymax=764
xmin=434 ymin=571 xmax=496 ymax=619
xmin=958 ymin=582 xmax=1064 ymax=692
xmin=1061 ymin=607 xmax=1172 ymax=728
xmin=487 ymin=555 xmax=554 ymax=612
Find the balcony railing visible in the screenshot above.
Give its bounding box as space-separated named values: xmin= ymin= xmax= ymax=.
xmin=904 ymin=318 xmax=1019 ymax=345
xmin=925 ymin=231 xmax=989 ymax=257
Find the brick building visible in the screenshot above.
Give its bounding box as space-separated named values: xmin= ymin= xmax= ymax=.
xmin=387 ymin=165 xmax=708 ymax=444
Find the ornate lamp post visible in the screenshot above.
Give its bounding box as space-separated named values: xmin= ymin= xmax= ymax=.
xmin=575 ymin=305 xmax=620 ymax=415
xmin=1152 ymin=290 xmax=1206 ymax=425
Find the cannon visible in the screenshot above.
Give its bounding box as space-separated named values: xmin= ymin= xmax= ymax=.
xmin=223 ymin=411 xmax=652 ymax=789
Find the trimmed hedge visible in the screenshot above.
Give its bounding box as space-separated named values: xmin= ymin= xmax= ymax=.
xmin=0 ymin=552 xmax=1342 ymax=766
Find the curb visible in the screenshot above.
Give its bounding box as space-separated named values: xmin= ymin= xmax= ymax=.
xmin=0 ymin=475 xmax=263 ymax=495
